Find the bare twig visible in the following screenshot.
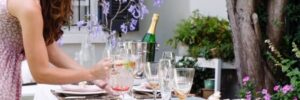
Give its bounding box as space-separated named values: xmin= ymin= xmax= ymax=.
xmin=109 ymin=0 xmax=122 ymax=31
xmin=119 ymin=1 xmax=134 ymax=14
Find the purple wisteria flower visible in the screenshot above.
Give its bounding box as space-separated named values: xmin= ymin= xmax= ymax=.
xmin=242 ymin=76 xmax=250 ymax=85
xmin=105 ymin=30 xmax=117 ymax=48
xmin=138 ymin=2 xmax=149 ymax=19
xmin=128 ymin=5 xmax=141 ymax=19
xmin=76 ymin=20 xmax=86 ymax=28
xmin=89 ymin=25 xmax=102 ymax=39
xmin=110 ymin=30 xmax=117 ymax=47
xmin=153 ymin=0 xmax=163 ymax=7
xmin=102 ymin=0 xmax=110 ymax=15
xmin=120 ymin=23 xmax=128 ymax=34
xmin=128 ymin=1 xmax=149 ymax=20
xmin=273 ymin=85 xmax=280 ymax=92
xmin=128 ymin=5 xmax=137 ymax=12
xmin=246 ymin=91 xmax=251 ymax=100
xmin=130 ymin=18 xmax=138 ymax=30
xmin=86 ymin=16 xmax=103 ymax=40
xmin=282 ymin=84 xmax=293 ymax=94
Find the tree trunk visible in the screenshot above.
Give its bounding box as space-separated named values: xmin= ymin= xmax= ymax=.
xmin=226 ymin=0 xmax=287 ymax=90
xmin=226 ymin=0 xmax=244 ymax=84
xmin=227 ymin=0 xmax=265 ymax=89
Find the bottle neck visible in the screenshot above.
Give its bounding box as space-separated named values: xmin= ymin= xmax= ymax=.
xmin=147 ymin=19 xmax=158 ymax=34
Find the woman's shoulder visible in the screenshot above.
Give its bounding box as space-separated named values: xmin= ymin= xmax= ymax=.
xmin=8 ymin=0 xmax=41 ymax=17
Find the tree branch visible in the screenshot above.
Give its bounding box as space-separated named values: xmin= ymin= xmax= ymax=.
xmin=252 ymin=13 xmax=262 ymax=46
xmin=119 ymin=1 xmax=134 ymax=14
xmin=266 ymin=0 xmax=287 ymax=48
xmin=109 ymin=0 xmax=122 ymax=31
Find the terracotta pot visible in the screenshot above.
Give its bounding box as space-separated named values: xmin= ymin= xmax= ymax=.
xmin=202 ymin=89 xmax=214 ymax=99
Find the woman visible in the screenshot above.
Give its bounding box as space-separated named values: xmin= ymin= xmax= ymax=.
xmin=0 ymin=0 xmax=112 ymax=99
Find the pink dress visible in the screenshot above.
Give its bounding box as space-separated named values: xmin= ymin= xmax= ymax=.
xmin=0 ymin=0 xmax=26 ymax=99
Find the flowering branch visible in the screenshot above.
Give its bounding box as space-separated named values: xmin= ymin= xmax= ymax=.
xmin=119 ymin=1 xmax=133 ymax=13
xmin=75 ymin=0 xmax=162 ymax=47
xmin=109 ymin=0 xmax=122 ymax=32
xmin=239 ymin=39 xmax=300 ymax=99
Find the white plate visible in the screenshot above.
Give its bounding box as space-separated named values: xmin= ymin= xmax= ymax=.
xmin=132 ymin=84 xmax=160 ymax=93
xmin=61 ymin=84 xmax=102 ymax=92
xmin=54 ymin=89 xmax=106 ymax=95
xmin=54 ymin=84 xmax=107 ymax=95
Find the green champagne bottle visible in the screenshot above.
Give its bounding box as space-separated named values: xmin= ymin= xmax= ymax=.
xmin=142 ymin=13 xmax=159 ymax=62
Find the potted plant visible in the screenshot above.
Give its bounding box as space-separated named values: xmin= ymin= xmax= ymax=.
xmin=166 ymin=10 xmax=234 ymax=61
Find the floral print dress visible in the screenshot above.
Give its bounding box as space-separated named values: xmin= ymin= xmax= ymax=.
xmin=0 ymin=0 xmax=26 ymax=99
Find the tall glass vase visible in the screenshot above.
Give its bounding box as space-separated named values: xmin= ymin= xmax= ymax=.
xmin=103 ymin=32 xmax=119 ymax=58
xmin=78 ymin=34 xmax=96 ymax=68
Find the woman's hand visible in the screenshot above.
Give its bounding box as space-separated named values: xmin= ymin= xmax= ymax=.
xmin=89 ymin=58 xmax=112 ymax=80
xmin=92 ymin=80 xmax=115 ymax=94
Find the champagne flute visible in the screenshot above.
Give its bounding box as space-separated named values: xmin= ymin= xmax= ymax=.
xmin=144 ymin=62 xmax=160 ymax=100
xmin=158 ymin=59 xmax=174 ymax=100
xmin=162 ymin=51 xmax=175 ymax=64
xmin=173 ymin=68 xmax=195 ymax=100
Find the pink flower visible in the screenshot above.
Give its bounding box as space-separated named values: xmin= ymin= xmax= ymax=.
xmin=282 ymin=84 xmax=293 ymax=94
xmin=246 ymin=91 xmax=251 ymax=100
xmin=243 ymin=76 xmax=250 ymax=85
xmin=263 ymin=94 xmax=271 ymax=100
xmin=262 ymin=89 xmax=268 ymax=94
xmin=261 ymin=89 xmax=271 ymax=100
xmin=294 ymin=97 xmax=298 ymax=100
xmin=273 ymin=85 xmax=280 ymax=92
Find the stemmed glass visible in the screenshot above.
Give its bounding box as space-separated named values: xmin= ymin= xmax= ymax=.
xmin=144 ymin=62 xmax=160 ymax=100
xmin=173 ymin=68 xmax=195 ymax=100
xmin=162 ymin=51 xmax=175 ymax=64
xmin=158 ymin=59 xmax=174 ymax=100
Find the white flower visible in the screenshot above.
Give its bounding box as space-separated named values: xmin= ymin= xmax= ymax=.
xmin=178 ymin=62 xmax=183 ymax=66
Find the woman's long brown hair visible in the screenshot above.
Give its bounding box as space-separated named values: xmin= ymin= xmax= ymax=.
xmin=40 ymin=0 xmax=72 ymax=45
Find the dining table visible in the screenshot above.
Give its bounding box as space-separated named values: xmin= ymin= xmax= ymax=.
xmin=22 ymin=79 xmax=205 ymax=100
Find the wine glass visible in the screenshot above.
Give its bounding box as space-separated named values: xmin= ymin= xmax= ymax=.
xmin=144 ymin=62 xmax=160 ymax=100
xmin=162 ymin=51 xmax=175 ymax=64
xmin=173 ymin=68 xmax=195 ymax=100
xmin=158 ymin=59 xmax=174 ymax=100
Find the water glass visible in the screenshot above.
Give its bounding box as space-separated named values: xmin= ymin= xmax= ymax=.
xmin=158 ymin=59 xmax=174 ymax=100
xmin=173 ymin=68 xmax=195 ymax=100
xmin=109 ymin=53 xmax=134 ymax=99
xmin=134 ymin=42 xmax=148 ymax=78
xmin=144 ymin=62 xmax=159 ymax=100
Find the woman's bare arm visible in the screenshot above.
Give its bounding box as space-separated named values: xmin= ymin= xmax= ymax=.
xmin=47 ymin=42 xmax=84 ymax=70
xmin=8 ymin=0 xmax=110 ymax=84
